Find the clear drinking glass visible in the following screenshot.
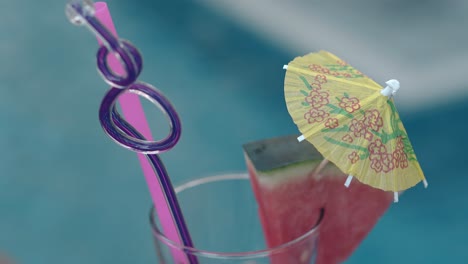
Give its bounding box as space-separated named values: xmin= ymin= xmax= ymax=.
xmin=150 ymin=173 xmax=323 ymax=264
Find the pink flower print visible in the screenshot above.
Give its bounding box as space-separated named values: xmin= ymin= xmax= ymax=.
xmin=342 ymin=73 xmax=352 ymax=78
xmin=309 ymin=64 xmax=323 ymax=72
xmin=368 ymin=139 xmax=387 ymax=160
xmin=355 ymin=69 xmax=364 ymax=76
xmin=349 ymin=119 xmax=367 ymax=138
xmin=381 ymin=153 xmax=395 ymax=173
xmin=337 ymin=59 xmax=347 ymax=66
xmin=342 ymin=134 xmax=353 ymax=143
xmin=325 ymin=118 xmax=339 ymax=129
xmin=305 ymin=90 xmax=329 ymax=109
xmin=396 ymin=136 xmax=405 ymax=151
xmin=321 ymin=68 xmax=331 ymax=74
xmin=393 ymin=149 xmax=408 ymax=169
xmin=304 ymin=109 xmax=329 ymax=124
xmin=364 ymin=131 xmax=373 ymax=141
xmin=364 ymin=109 xmax=383 ymax=132
xmin=339 ymin=97 xmax=361 ymax=113
xmin=399 ymin=155 xmax=409 ymax=168
xmin=370 ymin=158 xmax=383 ymax=173
xmin=314 ymin=75 xmax=327 ymax=84
xmin=393 ymin=137 xmax=408 ymax=168
xmin=392 ymin=150 xmax=401 ymax=168
xmin=369 ymin=147 xmax=394 ymax=173
xmin=348 ymin=151 xmax=359 ymax=164
xmin=310 ymin=82 xmax=322 ymax=90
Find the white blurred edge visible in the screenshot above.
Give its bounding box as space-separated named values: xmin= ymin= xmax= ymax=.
xmin=196 ymin=0 xmax=468 ymax=111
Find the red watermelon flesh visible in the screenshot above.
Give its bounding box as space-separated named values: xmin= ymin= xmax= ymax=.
xmin=243 ymin=135 xmax=393 ymax=264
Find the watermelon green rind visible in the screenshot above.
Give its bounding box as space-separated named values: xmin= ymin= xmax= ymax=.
xmin=243 ymin=135 xmax=344 ymax=187
xmin=242 ymin=134 xmax=323 ymax=172
xmin=256 ymin=159 xmax=343 ymax=176
xmin=252 ymin=158 xmax=344 ymax=188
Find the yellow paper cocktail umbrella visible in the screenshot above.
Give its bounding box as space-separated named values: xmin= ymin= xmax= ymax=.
xmin=284 ymin=51 xmax=427 ymax=202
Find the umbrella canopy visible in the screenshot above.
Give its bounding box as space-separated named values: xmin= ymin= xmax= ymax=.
xmin=284 ymin=51 xmax=427 ymax=201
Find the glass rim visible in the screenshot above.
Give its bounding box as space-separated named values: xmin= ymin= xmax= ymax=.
xmin=149 ymin=172 xmax=324 ymax=259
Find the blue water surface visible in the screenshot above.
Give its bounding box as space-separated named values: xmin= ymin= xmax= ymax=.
xmin=0 ymin=1 xmax=466 ymax=263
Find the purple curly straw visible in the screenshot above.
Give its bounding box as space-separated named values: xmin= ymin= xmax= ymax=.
xmin=66 ymin=1 xmax=197 ymax=263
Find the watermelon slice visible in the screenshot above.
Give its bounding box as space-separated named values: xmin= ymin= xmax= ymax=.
xmin=243 ymin=135 xmax=393 ymax=264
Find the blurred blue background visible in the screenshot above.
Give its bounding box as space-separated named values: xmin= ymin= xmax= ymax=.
xmin=1 ymin=0 xmax=467 ymax=263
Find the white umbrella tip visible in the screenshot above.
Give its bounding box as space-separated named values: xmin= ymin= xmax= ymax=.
xmin=344 ymin=175 xmax=353 ymax=188
xmin=386 ymin=79 xmax=400 ymax=93
xmin=385 ymin=79 xmax=400 ymax=88
xmin=423 ymin=179 xmax=428 ymax=188
xmin=381 ymin=79 xmax=400 ymax=97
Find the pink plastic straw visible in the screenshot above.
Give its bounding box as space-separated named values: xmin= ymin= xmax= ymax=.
xmin=94 ymin=2 xmax=187 ymax=262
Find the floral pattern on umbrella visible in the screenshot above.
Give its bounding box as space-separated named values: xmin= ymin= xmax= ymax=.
xmin=284 ymin=50 xmax=427 ymax=192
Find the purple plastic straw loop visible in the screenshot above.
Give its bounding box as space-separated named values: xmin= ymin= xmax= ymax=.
xmin=120 ymin=40 xmax=143 ymax=73
xmin=106 ymin=97 xmax=197 ymax=263
xmin=67 ymin=2 xmax=198 ymax=262
xmin=67 ymin=1 xmax=142 ymax=87
xmin=99 ymin=82 xmax=182 ymax=154
xmin=96 ymin=39 xmax=142 ymax=88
